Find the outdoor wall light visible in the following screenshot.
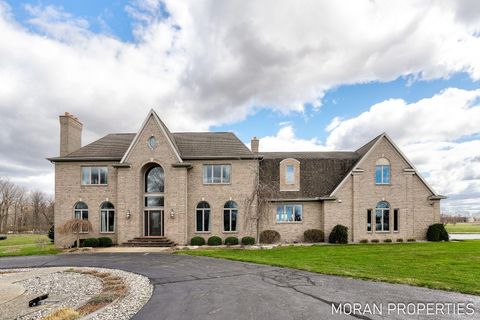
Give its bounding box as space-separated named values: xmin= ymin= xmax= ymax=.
xmin=170 ymin=209 xmax=175 ymax=218
xmin=126 ymin=210 xmax=131 ymax=219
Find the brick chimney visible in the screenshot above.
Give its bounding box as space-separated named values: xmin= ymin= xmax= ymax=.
xmin=251 ymin=136 xmax=259 ymax=153
xmin=59 ymin=112 xmax=83 ymax=156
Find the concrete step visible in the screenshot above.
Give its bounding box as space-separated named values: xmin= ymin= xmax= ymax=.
xmin=121 ymin=236 xmax=176 ymax=247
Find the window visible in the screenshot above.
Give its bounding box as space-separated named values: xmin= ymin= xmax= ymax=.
xmin=147 ymin=136 xmax=158 ymax=150
xmin=145 ymin=165 xmax=164 ymax=208
xmin=203 ymin=165 xmax=231 ymax=184
xmin=394 ymin=209 xmax=399 ymax=232
xmin=375 ymin=158 xmax=390 ymax=184
xmin=285 ymin=164 xmax=295 ymax=184
xmin=276 ymin=204 xmax=302 ymax=223
xmin=100 ymin=202 xmax=115 ymax=233
xmin=375 ymin=201 xmax=390 ymax=232
xmin=367 ymin=209 xmax=372 ymax=232
xmin=81 ymin=167 xmax=108 ymax=185
xmin=74 ymin=202 xmax=88 ymax=232
xmin=196 ymin=201 xmax=210 ymax=232
xmin=223 ymin=201 xmax=238 ymax=232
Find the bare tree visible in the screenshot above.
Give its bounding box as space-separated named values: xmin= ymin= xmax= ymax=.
xmin=31 ymin=190 xmax=45 ymax=233
xmin=0 ymin=179 xmax=20 ymax=233
xmin=243 ymin=163 xmax=277 ymax=243
xmin=12 ymin=187 xmax=26 ymax=233
xmin=59 ymin=219 xmax=92 ymax=248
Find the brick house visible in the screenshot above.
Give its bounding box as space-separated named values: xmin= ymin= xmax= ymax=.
xmin=48 ymin=110 xmax=445 ymax=246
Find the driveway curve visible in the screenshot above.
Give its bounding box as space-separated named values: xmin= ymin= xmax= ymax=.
xmin=0 ymin=253 xmax=478 ymax=320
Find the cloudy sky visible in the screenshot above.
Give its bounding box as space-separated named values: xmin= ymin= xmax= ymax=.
xmin=0 ymin=0 xmax=479 ymax=215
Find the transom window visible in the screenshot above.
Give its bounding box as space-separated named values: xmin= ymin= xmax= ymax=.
xmin=74 ymin=202 xmax=89 ymax=232
xmin=100 ymin=202 xmax=115 ymax=233
xmin=196 ymin=201 xmax=210 ymax=232
xmin=81 ymin=167 xmax=108 ymax=185
xmin=144 ymin=165 xmax=165 ymax=208
xmin=223 ymin=201 xmax=238 ymax=232
xmin=203 ymin=164 xmax=231 ymax=184
xmin=285 ymin=164 xmax=295 ymax=184
xmin=375 ymin=201 xmax=390 ymax=232
xmin=375 ymin=158 xmax=390 ymax=184
xmin=276 ymin=204 xmax=302 ymax=223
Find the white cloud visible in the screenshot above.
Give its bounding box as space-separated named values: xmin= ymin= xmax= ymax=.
xmin=324 ymin=88 xmax=480 ymax=215
xmin=0 ymin=0 xmax=480 ymax=212
xmin=258 ymin=125 xmax=326 ymax=152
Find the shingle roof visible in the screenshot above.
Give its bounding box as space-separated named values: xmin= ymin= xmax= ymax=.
xmin=259 ymin=152 xmax=360 ymax=199
xmin=258 ymin=133 xmax=385 ymax=199
xmin=173 ymin=132 xmax=253 ymax=159
xmin=52 ymin=133 xmax=136 ymax=160
xmin=48 ymin=132 xmax=254 ymax=161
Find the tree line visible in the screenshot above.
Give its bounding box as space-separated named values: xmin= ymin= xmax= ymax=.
xmin=0 ymin=178 xmax=53 ymax=234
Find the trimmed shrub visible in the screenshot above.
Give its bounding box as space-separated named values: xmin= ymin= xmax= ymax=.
xmin=190 ymin=236 xmax=205 ymax=246
xmin=48 ymin=225 xmax=54 ymax=242
xmin=73 ymin=239 xmax=86 ymax=248
xmin=207 ymin=236 xmax=222 ymax=246
xmin=328 ymin=225 xmax=348 ymax=244
xmin=259 ymin=230 xmax=280 ymax=244
xmin=241 ymin=236 xmax=255 ymax=245
xmin=359 ymin=239 xmax=368 ymax=243
xmin=396 ymin=238 xmax=404 ymax=242
xmin=407 ymin=238 xmax=416 ymax=242
xmin=98 ymin=237 xmax=113 ymax=247
xmin=384 ymin=239 xmax=392 ymax=243
xmin=0 ymin=235 xmax=6 ymax=241
xmin=84 ymin=238 xmax=100 ymax=247
xmin=371 ymin=239 xmax=380 ymax=243
xmin=427 ymin=223 xmax=449 ymax=242
xmin=224 ymin=237 xmax=239 ymax=245
xmin=303 ymin=229 xmax=325 ymax=243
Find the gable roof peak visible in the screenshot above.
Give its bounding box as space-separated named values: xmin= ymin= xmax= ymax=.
xmin=120 ymin=108 xmax=182 ymax=163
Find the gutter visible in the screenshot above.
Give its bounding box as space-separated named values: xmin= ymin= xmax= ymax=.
xmin=266 ymin=196 xmax=337 ymax=202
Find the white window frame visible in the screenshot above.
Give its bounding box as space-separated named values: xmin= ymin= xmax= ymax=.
xmin=81 ymin=166 xmax=108 ymax=185
xmin=375 ymin=202 xmax=390 ymax=232
xmin=203 ymin=164 xmax=231 ymax=184
xmin=100 ymin=205 xmax=115 ymax=233
xmin=285 ymin=164 xmax=295 ymax=184
xmin=276 ymin=204 xmax=303 ymax=223
xmin=196 ymin=204 xmax=211 ymax=233
xmin=223 ymin=202 xmax=238 ymax=232
xmin=375 ymin=165 xmax=391 ymax=185
xmin=74 ymin=202 xmax=89 ymax=233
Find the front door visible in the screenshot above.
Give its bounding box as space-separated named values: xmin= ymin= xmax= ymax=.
xmin=144 ymin=210 xmax=164 ymax=236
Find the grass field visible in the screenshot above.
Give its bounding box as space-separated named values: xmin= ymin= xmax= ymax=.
xmin=445 ymin=223 xmax=480 ymax=233
xmin=0 ymin=234 xmax=60 ymax=257
xmin=180 ymin=241 xmax=480 ymax=295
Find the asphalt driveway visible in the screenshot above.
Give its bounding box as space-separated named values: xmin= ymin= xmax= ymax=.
xmin=0 ymin=253 xmax=478 ymax=320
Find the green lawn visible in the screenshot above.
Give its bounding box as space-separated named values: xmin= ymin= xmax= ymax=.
xmin=0 ymin=234 xmax=60 ymax=257
xmin=445 ymin=223 xmax=480 ymax=234
xmin=179 ymin=241 xmax=480 ymax=295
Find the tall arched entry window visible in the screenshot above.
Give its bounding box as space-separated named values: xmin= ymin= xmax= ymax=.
xmin=143 ymin=164 xmax=165 ymax=236
xmin=100 ymin=202 xmax=115 ymax=233
xmin=375 ymin=201 xmax=390 ymax=232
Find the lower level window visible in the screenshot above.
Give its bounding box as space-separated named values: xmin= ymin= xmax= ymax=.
xmin=100 ymin=202 xmax=115 ymax=232
xmin=393 ymin=209 xmax=399 ymax=231
xmin=74 ymin=201 xmax=89 ymax=233
xmin=276 ymin=204 xmax=302 ymax=222
xmin=196 ymin=201 xmax=210 ymax=232
xmin=367 ymin=209 xmax=372 ymax=232
xmin=375 ymin=201 xmax=390 ymax=232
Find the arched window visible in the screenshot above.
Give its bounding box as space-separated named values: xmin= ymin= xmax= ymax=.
xmin=144 ymin=165 xmax=165 ymax=207
xmin=74 ymin=202 xmax=88 ymax=220
xmin=375 ymin=201 xmax=390 ymax=232
xmin=375 ymin=158 xmax=390 ymax=184
xmin=196 ymin=201 xmax=210 ymax=232
xmin=74 ymin=202 xmax=89 ymax=233
xmin=100 ymin=202 xmax=115 ymax=233
xmin=223 ymin=201 xmax=238 ymax=232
